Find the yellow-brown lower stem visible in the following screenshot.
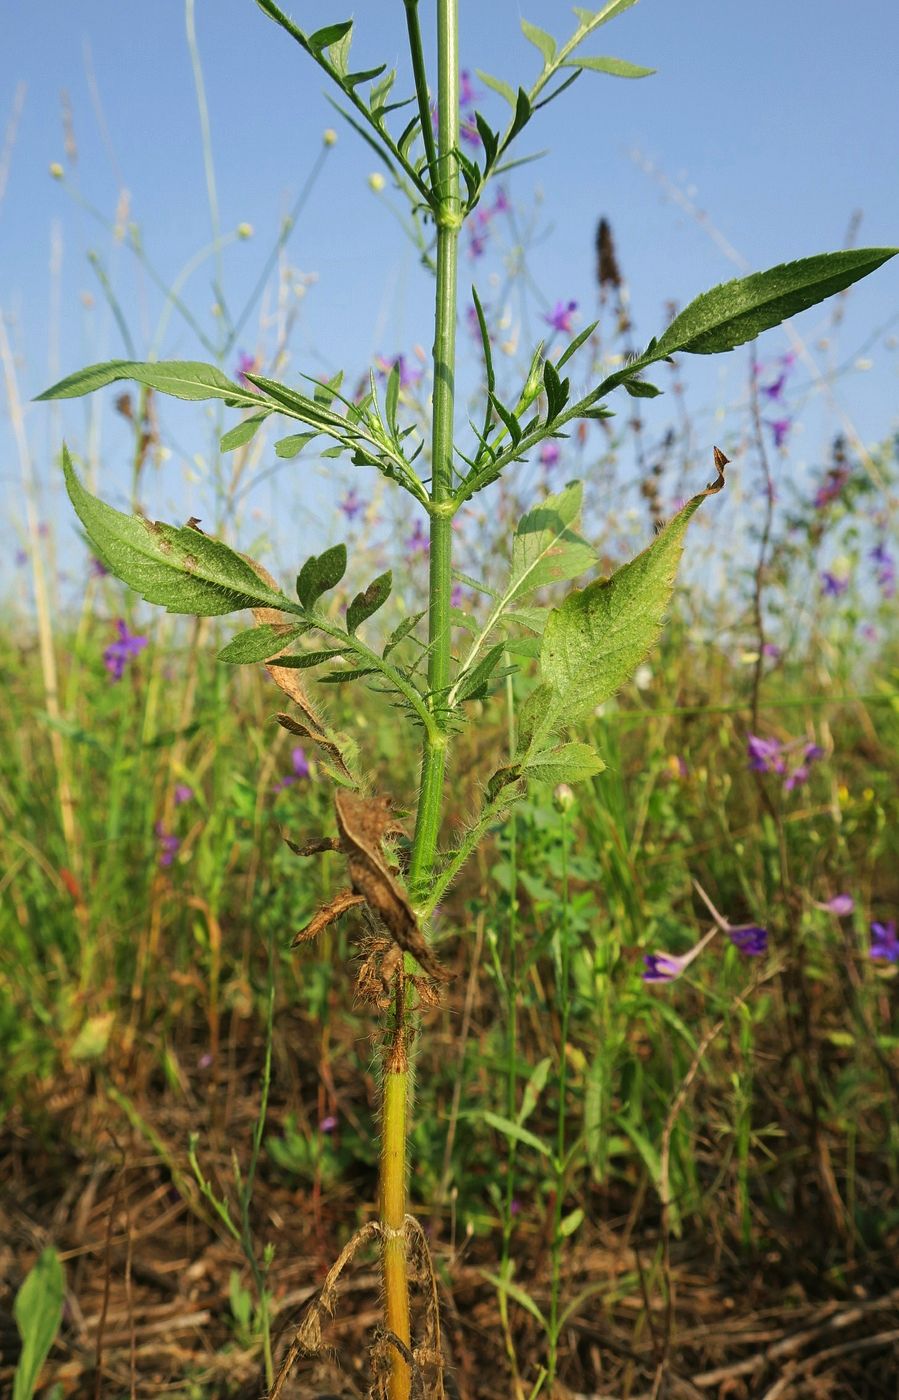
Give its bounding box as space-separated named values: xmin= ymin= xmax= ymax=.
xmin=381 ymin=1028 xmax=411 ymax=1399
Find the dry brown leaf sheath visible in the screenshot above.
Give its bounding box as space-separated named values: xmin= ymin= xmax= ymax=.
xmin=334 ymin=792 xmax=447 ymax=982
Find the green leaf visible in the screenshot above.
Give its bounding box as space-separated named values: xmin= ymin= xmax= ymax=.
xmin=622 ymin=376 xmax=662 ymax=398
xmin=542 ymin=357 xmax=570 ymax=421
xmin=523 ymin=741 xmax=605 ymax=784
xmin=654 ymin=248 xmax=899 ymax=359
xmin=517 ymin=1056 xmax=552 ymax=1125
xmin=62 ymin=447 xmax=293 ymax=617
xmin=13 ymin=1247 xmax=65 ymax=1400
xmin=480 ymin=1110 xmax=551 ymax=1157
xmin=383 ymin=611 xmax=425 ymax=657
xmin=220 ymin=412 xmax=269 ymax=452
xmin=308 ymin=20 xmax=353 ymax=53
xmin=539 ymin=455 xmax=726 ymax=731
xmin=521 ymin=19 xmax=557 ymax=64
xmin=218 ymin=623 xmax=307 ymax=664
xmin=346 ymin=571 xmax=392 ymax=634
xmin=456 ymin=643 xmax=507 ymax=702
xmin=508 ymin=482 xmax=596 ymax=601
xmin=471 ymin=286 xmax=496 ymax=394
xmin=556 ymin=319 xmax=598 ymax=370
xmin=559 ymin=1206 xmax=586 ymax=1238
xmin=274 ymin=432 xmax=318 ymax=459
xmin=567 ymin=55 xmax=655 ymax=78
xmin=509 ymin=86 xmax=533 ymax=140
xmin=574 ymin=0 xmax=640 ymax=26
xmin=37 ymin=359 xmax=258 ymax=407
xmin=490 ymin=392 xmax=522 ymax=447
xmin=482 ymin=1270 xmax=547 ymax=1327
xmin=475 ymin=68 xmax=517 ymax=108
xmin=296 ymin=544 xmax=347 ymax=610
xmin=268 ymin=648 xmax=347 ymax=669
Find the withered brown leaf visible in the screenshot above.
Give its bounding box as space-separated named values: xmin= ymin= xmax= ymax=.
xmin=292 ymin=888 xmax=366 ymax=946
xmin=334 ymin=791 xmax=447 ymax=982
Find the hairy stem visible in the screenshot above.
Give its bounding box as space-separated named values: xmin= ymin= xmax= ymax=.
xmin=378 ymin=6 xmax=460 ymax=1396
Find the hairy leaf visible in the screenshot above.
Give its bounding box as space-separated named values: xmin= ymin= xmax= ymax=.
xmin=296 ymin=544 xmax=347 ymax=610
xmin=38 ymin=359 xmax=259 ymax=407
xmin=220 ymin=412 xmax=269 ymax=452
xmin=539 ymin=452 xmax=727 ymax=731
xmin=654 ymin=248 xmax=899 ymax=359
xmin=346 ymin=571 xmax=392 ymax=635
xmin=62 ymin=447 xmax=293 ymax=617
xmin=218 ymin=623 xmax=307 ymax=663
xmin=522 ymin=741 xmax=606 ymax=784
xmin=508 ymin=482 xmax=596 ymax=601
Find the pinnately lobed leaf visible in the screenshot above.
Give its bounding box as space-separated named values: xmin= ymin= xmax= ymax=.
xmin=62 ymin=447 xmax=295 ymax=617
xmin=655 ymin=248 xmax=898 ymax=358
xmin=539 ymin=451 xmax=727 ymax=733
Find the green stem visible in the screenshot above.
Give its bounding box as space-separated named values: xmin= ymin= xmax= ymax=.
xmin=548 ymin=809 xmax=572 ymax=1385
xmin=403 ymin=0 xmax=442 ymax=202
xmin=378 ymin=8 xmax=460 ymax=1398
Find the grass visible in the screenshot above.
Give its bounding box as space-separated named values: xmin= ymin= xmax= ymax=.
xmin=2 ymin=580 xmax=898 ymax=1395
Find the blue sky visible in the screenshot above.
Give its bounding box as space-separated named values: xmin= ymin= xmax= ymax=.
xmin=2 ymin=0 xmax=898 ymax=585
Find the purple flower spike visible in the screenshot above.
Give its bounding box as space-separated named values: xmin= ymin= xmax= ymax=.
xmin=236 ymin=351 xmax=260 ymax=389
xmin=544 ymin=300 xmax=578 ymax=334
xmin=339 ymin=487 xmax=365 ymax=521
xmin=451 ymin=583 xmax=465 ymax=608
xmin=820 ymin=570 xmax=849 ymax=597
xmin=154 ymin=821 xmax=181 ymax=868
xmin=767 ymin=418 xmax=791 ymax=449
xmin=174 ymin=784 xmax=194 ymax=806
xmin=103 ymin=619 xmax=148 ymax=681
xmin=539 ymin=441 xmax=561 ymax=470
xmin=728 ymin=924 xmax=768 ymax=956
xmin=89 ymin=556 xmax=110 ymax=579
xmin=870 ymin=543 xmax=896 ymax=598
xmin=274 ymin=746 xmax=310 ymax=792
xmin=747 ymin=734 xmax=786 ymax=775
xmin=375 ymin=353 xmax=422 ymax=389
xmin=459 ymin=69 xmax=479 ymax=108
xmin=870 ymin=920 xmax=898 ymax=962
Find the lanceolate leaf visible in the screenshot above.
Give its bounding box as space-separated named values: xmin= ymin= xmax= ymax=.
xmin=654 ymin=248 xmax=899 ymax=359
xmin=346 ymin=571 xmax=392 ymax=635
xmin=13 ymin=1247 xmax=64 ymax=1400
xmin=62 ymin=447 xmax=295 ymax=617
xmin=218 ymin=623 xmax=307 ymax=663
xmin=521 ymin=19 xmax=557 ymax=64
xmin=220 ymin=412 xmax=269 ymax=452
xmin=539 ymin=452 xmax=727 ymax=732
xmin=296 ymin=544 xmax=347 ymax=610
xmin=566 ymin=55 xmax=655 ymax=78
xmin=38 ymin=359 xmax=259 ymax=408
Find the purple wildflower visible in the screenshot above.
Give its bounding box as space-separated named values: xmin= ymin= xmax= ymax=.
xmin=870 ymin=542 xmax=896 ymax=598
xmin=339 ymin=487 xmax=365 ymax=521
xmin=154 ymin=821 xmax=181 ymax=868
xmin=319 ymin=1114 xmax=338 ymax=1134
xmin=491 ymin=187 xmax=510 ymax=215
xmin=728 ymin=924 xmax=768 ymax=956
xmin=544 ymin=300 xmax=578 ymax=335
xmin=174 ymin=784 xmax=194 ymax=806
xmin=460 ymin=116 xmax=481 ymax=148
xmin=15 ymin=549 xmax=28 ymax=567
xmin=814 ymin=466 xmax=850 ymax=509
xmin=539 ymin=441 xmax=561 ymax=470
xmin=459 ymin=70 xmax=479 ymax=108
xmin=236 ymin=351 xmax=260 ymax=389
xmin=451 ymin=583 xmax=465 ymax=608
xmin=823 ymin=894 xmax=854 ymax=916
xmin=767 ymin=418 xmax=791 ymax=449
xmin=198 ymin=1052 xmax=213 ymax=1070
xmin=762 ymin=642 xmax=781 ymax=659
xmin=103 ymin=619 xmax=148 ymax=681
xmin=870 ymin=920 xmax=898 ymax=963
xmin=643 ymin=951 xmax=690 ymax=983
xmin=89 ymin=556 xmax=110 ymax=579
xmin=375 ymin=353 xmax=422 ymax=389
xmin=747 ymin=734 xmax=786 ymax=775
xmin=405 ymin=519 xmax=429 ymax=559
xmin=274 ymin=746 xmax=311 ymax=792
xmin=820 ymin=570 xmax=849 ymax=597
